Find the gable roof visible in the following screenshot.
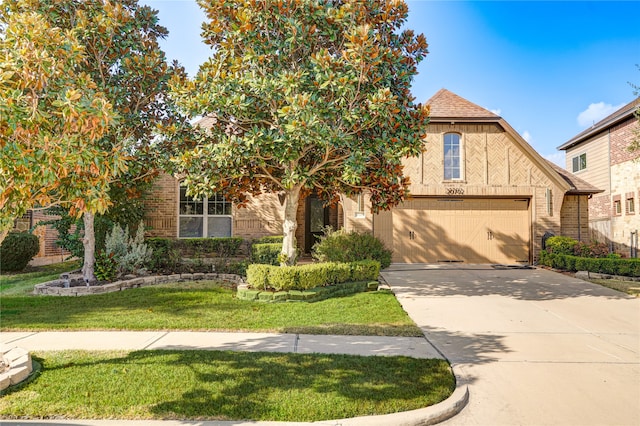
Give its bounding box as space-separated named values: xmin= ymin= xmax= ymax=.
xmin=426 ymin=89 xmax=578 ymax=194
xmin=558 ymin=97 xmax=640 ymax=151
xmin=545 ymin=160 xmax=603 ymax=195
xmin=427 ymin=88 xmax=501 ymax=122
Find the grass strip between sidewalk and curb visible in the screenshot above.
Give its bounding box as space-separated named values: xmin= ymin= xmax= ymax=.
xmin=0 ymin=350 xmax=455 ymax=422
xmin=0 ymin=281 xmax=423 ymax=337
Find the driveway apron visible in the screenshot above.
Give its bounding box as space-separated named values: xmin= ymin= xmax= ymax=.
xmin=382 ymin=264 xmax=640 ymax=426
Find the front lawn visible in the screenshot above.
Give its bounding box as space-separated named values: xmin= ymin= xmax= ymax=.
xmin=0 ymin=281 xmax=423 ymax=336
xmin=586 ymin=278 xmax=640 ymax=296
xmin=0 ymin=260 xmax=80 ymax=296
xmin=0 ymin=350 xmax=453 ymax=421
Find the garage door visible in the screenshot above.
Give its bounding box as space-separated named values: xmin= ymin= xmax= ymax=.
xmin=387 ymin=198 xmax=530 ymax=264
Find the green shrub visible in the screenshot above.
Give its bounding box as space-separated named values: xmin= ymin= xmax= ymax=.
xmin=145 ymin=238 xmax=181 ymax=272
xmin=251 ymin=243 xmax=281 ymax=265
xmin=177 ymin=237 xmax=243 ymax=257
xmin=350 ymin=260 xmax=381 ymax=281
xmin=104 ymin=221 xmax=152 ymax=276
xmin=297 ymin=263 xmax=329 ymax=290
xmin=245 ymin=260 xmax=381 ymax=291
xmin=254 ymin=235 xmax=283 ymax=244
xmin=545 ymin=236 xmax=578 ymax=255
xmin=312 ymin=228 xmax=392 ymax=269
xmin=539 ymin=250 xmax=640 ymax=277
xmin=269 ymin=266 xmax=299 ymax=291
xmin=95 ymin=251 xmax=118 ymax=281
xmin=246 ymin=264 xmax=272 ymax=290
xmin=0 ymin=232 xmax=40 ymax=272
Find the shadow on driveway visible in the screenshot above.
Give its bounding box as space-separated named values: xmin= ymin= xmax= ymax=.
xmin=382 ymin=265 xmax=630 ymax=301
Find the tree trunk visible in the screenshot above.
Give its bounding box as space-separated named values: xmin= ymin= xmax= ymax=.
xmin=81 ymin=212 xmax=97 ymax=284
xmin=0 ymin=229 xmax=7 ymax=246
xmin=281 ymin=185 xmax=302 ymax=266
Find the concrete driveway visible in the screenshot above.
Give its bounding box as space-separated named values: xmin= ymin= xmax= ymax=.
xmin=381 ymin=265 xmax=640 ymax=426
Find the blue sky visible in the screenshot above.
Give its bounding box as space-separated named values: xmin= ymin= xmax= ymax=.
xmin=141 ymin=0 xmax=640 ymax=167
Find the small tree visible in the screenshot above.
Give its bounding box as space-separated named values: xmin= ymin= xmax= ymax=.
xmin=169 ymin=0 xmax=430 ymax=265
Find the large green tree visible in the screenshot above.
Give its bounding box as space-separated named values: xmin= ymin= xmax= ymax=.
xmin=1 ymin=0 xmax=182 ymax=281
xmin=170 ymin=0 xmax=430 ymax=265
xmin=0 ymin=10 xmax=120 ymax=246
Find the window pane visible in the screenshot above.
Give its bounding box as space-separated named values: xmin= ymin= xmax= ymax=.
xmin=309 ymin=199 xmax=325 ymax=233
xmin=208 ymin=193 xmax=231 ymax=216
xmin=180 ymin=187 xmax=203 ymax=215
xmin=444 ymin=133 xmax=460 ymax=180
xmin=207 ymin=216 xmax=232 ymax=237
xmin=179 ymin=217 xmax=203 ymax=238
xmin=580 ymin=154 xmax=587 ymax=170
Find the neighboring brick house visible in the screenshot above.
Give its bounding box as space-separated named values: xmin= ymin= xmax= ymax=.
xmin=558 ymin=98 xmax=640 ymax=256
xmin=145 ymin=89 xmax=600 ymax=264
xmin=11 ymin=211 xmax=70 ymax=265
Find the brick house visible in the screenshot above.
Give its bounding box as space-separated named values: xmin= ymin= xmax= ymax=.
xmin=558 ymin=98 xmax=640 ymax=256
xmin=11 ymin=211 xmax=70 ymax=265
xmin=145 ymin=89 xmax=600 ymax=264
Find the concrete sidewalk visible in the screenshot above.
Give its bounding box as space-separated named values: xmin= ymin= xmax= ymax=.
xmin=1 ymin=331 xmax=442 ymax=359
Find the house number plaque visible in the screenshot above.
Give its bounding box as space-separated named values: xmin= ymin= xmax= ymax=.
xmin=446 ymin=187 xmax=465 ymax=195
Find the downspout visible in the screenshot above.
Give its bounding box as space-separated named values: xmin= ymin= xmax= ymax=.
xmin=607 ymin=128 xmax=613 ymax=252
xmin=577 ymin=195 xmax=581 ymax=241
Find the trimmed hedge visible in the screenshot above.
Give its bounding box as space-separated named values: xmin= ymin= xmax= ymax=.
xmin=251 ymin=243 xmax=281 ymax=265
xmin=246 ymin=260 xmax=381 ymax=292
xmin=237 ymin=281 xmax=380 ymax=303
xmin=539 ymin=251 xmax=640 ymax=277
xmin=146 ymin=237 xmax=243 ymax=257
xmin=254 ymin=235 xmax=284 ymax=244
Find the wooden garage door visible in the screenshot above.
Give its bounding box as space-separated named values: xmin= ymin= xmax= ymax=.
xmin=391 ymin=198 xmax=530 ymax=264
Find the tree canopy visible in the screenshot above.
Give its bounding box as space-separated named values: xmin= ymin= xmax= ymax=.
xmin=0 ymin=8 xmax=119 ymax=231
xmin=1 ymin=0 xmax=181 ymax=280
xmin=169 ymin=0 xmax=430 ymax=264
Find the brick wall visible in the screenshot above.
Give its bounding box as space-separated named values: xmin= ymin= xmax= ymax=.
xmin=560 ymin=195 xmax=590 ymax=242
xmin=144 ymin=173 xmax=178 ymax=238
xmin=610 ymin=118 xmax=639 ymax=166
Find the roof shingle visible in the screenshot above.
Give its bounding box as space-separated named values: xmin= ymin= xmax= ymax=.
xmin=427 ymin=88 xmax=501 ymax=121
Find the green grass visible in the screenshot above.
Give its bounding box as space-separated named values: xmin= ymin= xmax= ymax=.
xmin=0 ymin=260 xmax=80 ymax=296
xmin=587 ymin=278 xmax=640 ymax=296
xmin=0 ymin=350 xmax=454 ymax=422
xmin=0 ymin=281 xmax=423 ymax=336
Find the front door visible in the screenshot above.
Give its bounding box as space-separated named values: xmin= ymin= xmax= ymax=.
xmin=305 ymin=196 xmax=329 ymax=252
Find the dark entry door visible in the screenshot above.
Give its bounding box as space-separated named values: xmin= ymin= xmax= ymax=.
xmin=305 ymin=196 xmax=329 ymax=252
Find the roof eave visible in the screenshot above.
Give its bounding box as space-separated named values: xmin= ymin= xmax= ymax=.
xmin=558 ymin=101 xmax=639 ymax=150
xmin=429 ymin=116 xmax=502 ymax=123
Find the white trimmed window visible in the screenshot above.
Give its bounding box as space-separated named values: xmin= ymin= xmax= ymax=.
xmin=179 ymin=186 xmax=232 ymax=238
xmin=444 ymin=133 xmax=462 ymax=180
xmin=354 ymin=193 xmax=366 ymax=218
xmin=572 ymin=153 xmax=587 ymax=172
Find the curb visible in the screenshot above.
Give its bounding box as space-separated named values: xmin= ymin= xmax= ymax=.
xmin=319 ymin=368 xmax=468 ymax=425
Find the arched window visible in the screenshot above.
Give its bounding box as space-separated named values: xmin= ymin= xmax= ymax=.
xmin=178 ymin=185 xmax=232 ymax=238
xmin=444 ymin=133 xmax=462 ymax=180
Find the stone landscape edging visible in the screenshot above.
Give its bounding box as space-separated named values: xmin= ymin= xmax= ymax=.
xmin=33 ymin=273 xmax=245 ymax=296
xmin=0 ymin=345 xmax=33 ymax=391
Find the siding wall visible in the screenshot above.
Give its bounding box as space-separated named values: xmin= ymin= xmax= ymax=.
xmin=564 ymin=116 xmax=639 ymax=255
